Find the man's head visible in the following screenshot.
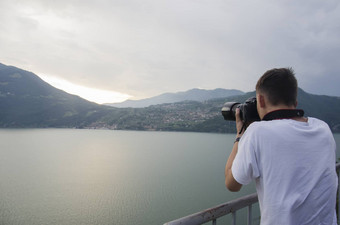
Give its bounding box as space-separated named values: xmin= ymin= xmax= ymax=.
xmin=256 ymin=68 xmax=298 ymax=119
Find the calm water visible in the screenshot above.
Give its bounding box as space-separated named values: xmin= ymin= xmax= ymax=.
xmin=0 ymin=129 xmax=339 ymax=225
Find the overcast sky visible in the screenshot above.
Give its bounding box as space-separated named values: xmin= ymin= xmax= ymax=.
xmin=0 ymin=0 xmax=339 ymax=103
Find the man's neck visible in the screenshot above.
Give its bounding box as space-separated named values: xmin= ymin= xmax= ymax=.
xmin=264 ymin=104 xmax=295 ymax=115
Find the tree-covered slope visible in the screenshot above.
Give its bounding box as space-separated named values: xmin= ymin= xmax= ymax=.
xmin=0 ymin=63 xmax=112 ymax=128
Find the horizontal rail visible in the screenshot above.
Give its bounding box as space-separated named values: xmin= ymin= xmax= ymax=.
xmin=164 ymin=162 xmax=340 ymax=225
xmin=164 ymin=193 xmax=258 ymax=225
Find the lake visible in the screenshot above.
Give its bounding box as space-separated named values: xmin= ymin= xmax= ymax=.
xmin=0 ymin=129 xmax=339 ymax=225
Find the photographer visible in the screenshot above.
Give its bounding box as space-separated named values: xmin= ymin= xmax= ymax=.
xmin=224 ymin=68 xmax=338 ymax=224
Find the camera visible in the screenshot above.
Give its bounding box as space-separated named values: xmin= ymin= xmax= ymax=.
xmin=221 ymin=97 xmax=260 ymax=123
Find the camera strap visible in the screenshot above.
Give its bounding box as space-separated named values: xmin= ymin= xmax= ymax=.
xmin=262 ymin=109 xmax=304 ymax=121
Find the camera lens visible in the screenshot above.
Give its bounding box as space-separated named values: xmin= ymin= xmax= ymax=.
xmin=221 ymin=102 xmax=240 ymax=121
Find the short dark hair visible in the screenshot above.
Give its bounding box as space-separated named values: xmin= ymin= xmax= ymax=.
xmin=256 ymin=68 xmax=298 ymax=106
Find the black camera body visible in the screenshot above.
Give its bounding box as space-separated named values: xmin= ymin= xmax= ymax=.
xmin=221 ymin=97 xmax=260 ymax=123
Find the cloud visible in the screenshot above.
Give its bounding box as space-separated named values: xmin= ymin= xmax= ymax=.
xmin=0 ymin=0 xmax=339 ymax=100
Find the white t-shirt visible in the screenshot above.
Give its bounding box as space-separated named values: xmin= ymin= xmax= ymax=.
xmin=232 ymin=117 xmax=338 ymax=225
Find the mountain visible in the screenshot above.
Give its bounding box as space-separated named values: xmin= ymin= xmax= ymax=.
xmin=0 ymin=62 xmax=112 ymax=128
xmin=297 ymin=89 xmax=340 ymax=131
xmin=105 ymin=88 xmax=244 ymax=108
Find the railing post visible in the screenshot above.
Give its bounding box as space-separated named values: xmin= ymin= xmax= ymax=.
xmin=247 ymin=204 xmax=252 ymax=225
xmin=338 ymin=168 xmax=340 ymax=223
xmin=336 ymin=163 xmax=340 ymax=224
xmin=232 ymin=211 xmax=236 ymax=225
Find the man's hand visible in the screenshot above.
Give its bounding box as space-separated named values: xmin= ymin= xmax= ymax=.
xmin=235 ymin=108 xmax=245 ymax=137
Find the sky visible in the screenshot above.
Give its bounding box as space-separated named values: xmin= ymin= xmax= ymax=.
xmin=0 ymin=0 xmax=339 ymax=104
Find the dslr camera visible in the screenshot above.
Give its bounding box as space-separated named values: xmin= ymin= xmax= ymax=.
xmin=221 ymin=97 xmax=260 ymax=124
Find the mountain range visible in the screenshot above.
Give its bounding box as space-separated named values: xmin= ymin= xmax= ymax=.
xmin=1 ymin=62 xmax=340 ymax=133
xmin=106 ymin=88 xmax=244 ymax=108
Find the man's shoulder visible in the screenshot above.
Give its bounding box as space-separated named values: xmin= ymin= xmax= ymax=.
xmin=307 ymin=117 xmax=326 ymax=124
xmin=247 ymin=117 xmax=332 ymax=135
xmin=307 ymin=117 xmax=332 ymax=130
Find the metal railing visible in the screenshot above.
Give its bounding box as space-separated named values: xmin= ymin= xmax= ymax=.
xmin=164 ymin=162 xmax=340 ymax=225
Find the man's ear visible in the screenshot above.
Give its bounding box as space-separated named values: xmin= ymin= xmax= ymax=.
xmin=294 ymin=101 xmax=298 ymax=108
xmin=258 ymin=94 xmax=266 ymax=108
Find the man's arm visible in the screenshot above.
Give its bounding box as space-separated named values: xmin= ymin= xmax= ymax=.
xmin=225 ymin=108 xmax=244 ymax=192
xmin=225 ymin=138 xmax=242 ymax=192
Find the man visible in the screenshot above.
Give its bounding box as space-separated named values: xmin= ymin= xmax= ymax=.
xmin=225 ymin=68 xmax=338 ymax=225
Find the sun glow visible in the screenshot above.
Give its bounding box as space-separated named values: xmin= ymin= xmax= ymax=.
xmin=39 ymin=75 xmax=131 ymax=104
